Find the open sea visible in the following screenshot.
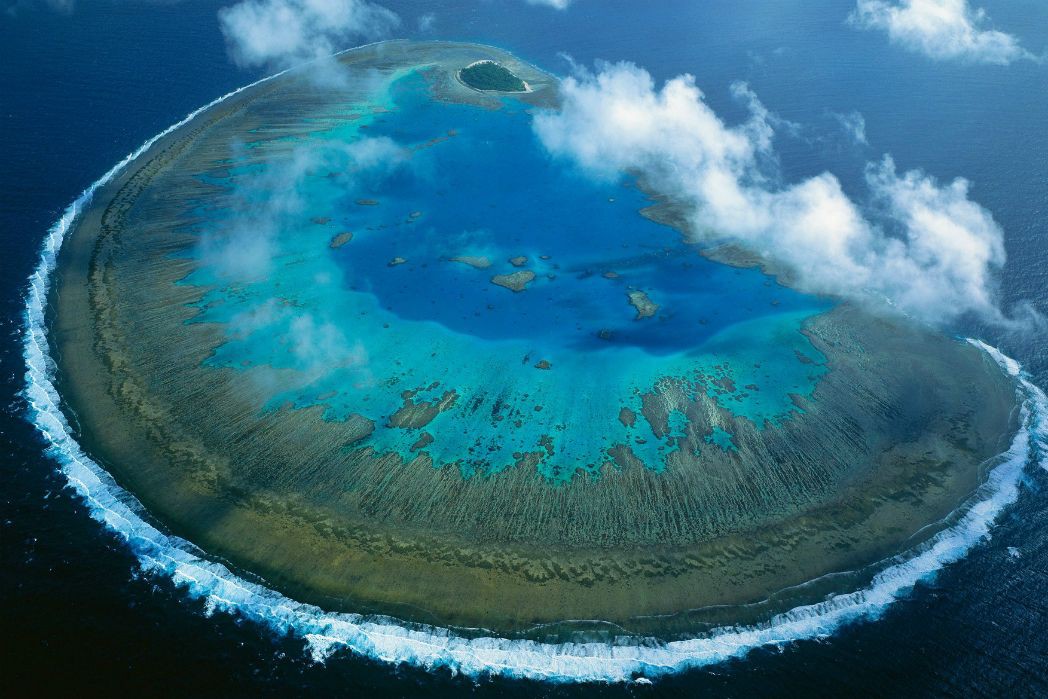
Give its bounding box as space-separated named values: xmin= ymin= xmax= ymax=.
xmin=2 ymin=0 xmax=1047 ymax=695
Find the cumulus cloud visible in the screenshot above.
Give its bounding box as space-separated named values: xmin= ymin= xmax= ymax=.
xmin=849 ymin=0 xmax=1032 ymax=65
xmin=533 ymin=62 xmax=1008 ymax=325
xmin=218 ymin=0 xmax=399 ymax=74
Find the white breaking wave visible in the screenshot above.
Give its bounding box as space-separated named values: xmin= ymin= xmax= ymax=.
xmin=20 ymin=74 xmax=1048 ymax=684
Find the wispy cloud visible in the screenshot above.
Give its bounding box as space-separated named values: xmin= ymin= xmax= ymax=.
xmin=199 ymin=135 xmax=407 ymax=282
xmin=534 ymin=62 xmax=1010 ymax=325
xmin=833 ymin=110 xmax=868 ymax=145
xmin=5 ymin=0 xmax=182 ymax=17
xmin=849 ymin=0 xmax=1033 ymax=65
xmin=416 ymin=11 xmax=435 ymax=33
xmin=525 ymin=0 xmax=573 ymax=9
xmin=197 ymin=135 xmax=411 ymax=386
xmin=218 ymin=0 xmax=399 ymax=75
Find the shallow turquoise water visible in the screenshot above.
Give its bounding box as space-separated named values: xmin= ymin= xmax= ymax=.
xmin=185 ymin=70 xmax=830 ymax=481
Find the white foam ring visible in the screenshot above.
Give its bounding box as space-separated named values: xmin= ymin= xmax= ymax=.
xmin=20 ymin=74 xmax=1048 ymax=683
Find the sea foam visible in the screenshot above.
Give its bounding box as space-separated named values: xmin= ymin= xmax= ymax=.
xmin=21 ymin=73 xmax=1048 ymax=684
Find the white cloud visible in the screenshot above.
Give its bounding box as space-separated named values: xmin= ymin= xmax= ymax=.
xmin=533 ymin=62 xmax=1008 ymax=325
xmin=287 ymin=313 xmax=369 ymax=377
xmin=7 ymin=0 xmax=183 ymax=16
xmin=417 ymin=11 xmax=435 ymax=33
xmin=833 ymin=111 xmax=868 ymax=145
xmin=225 ymin=300 xmax=371 ymax=384
xmin=197 ymin=136 xmax=410 ymax=386
xmin=525 ymin=0 xmax=573 ymax=9
xmin=198 ymin=135 xmax=407 ymax=282
xmin=849 ymin=0 xmax=1031 ymax=65
xmin=218 ymin=0 xmax=399 ymax=73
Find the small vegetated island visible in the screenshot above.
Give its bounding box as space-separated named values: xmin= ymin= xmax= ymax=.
xmin=47 ymin=40 xmax=1022 ymax=656
xmin=458 ymin=59 xmax=529 ymax=92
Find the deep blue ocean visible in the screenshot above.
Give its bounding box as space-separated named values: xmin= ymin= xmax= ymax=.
xmin=2 ymin=1 xmax=1047 ymax=695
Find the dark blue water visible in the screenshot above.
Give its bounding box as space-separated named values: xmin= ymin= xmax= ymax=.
xmin=3 ymin=1 xmax=1047 ymax=695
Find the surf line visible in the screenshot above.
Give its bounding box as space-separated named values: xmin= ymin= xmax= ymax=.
xmin=21 ymin=66 xmax=1048 ymax=684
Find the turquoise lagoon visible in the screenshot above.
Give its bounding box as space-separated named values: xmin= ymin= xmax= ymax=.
xmin=185 ymin=70 xmax=830 ymax=482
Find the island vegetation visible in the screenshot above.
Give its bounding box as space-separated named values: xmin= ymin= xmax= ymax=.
xmin=459 ymin=60 xmax=528 ymax=92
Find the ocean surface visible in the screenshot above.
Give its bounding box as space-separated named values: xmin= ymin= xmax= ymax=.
xmin=2 ymin=1 xmax=1047 ymax=695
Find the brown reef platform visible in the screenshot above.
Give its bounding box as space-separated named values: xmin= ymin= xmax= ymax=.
xmin=491 ymin=270 xmax=536 ymax=292
xmin=627 ymin=289 xmax=658 ymax=319
xmin=449 ymin=255 xmax=492 ymax=269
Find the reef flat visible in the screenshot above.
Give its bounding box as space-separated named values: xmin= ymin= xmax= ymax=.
xmin=491 ymin=270 xmax=536 ymax=292
xmin=627 ymin=289 xmax=658 ymax=319
xmin=50 ymin=40 xmax=1018 ymax=637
